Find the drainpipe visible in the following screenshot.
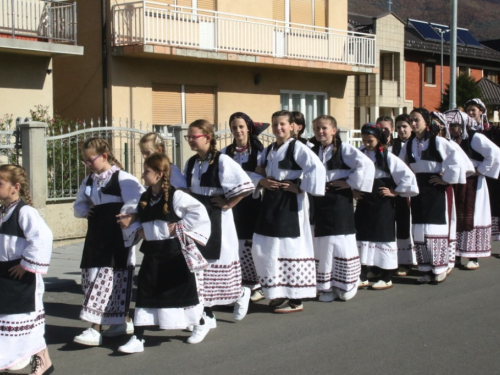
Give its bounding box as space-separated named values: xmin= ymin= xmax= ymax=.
xmin=101 ymin=0 xmax=108 ymax=122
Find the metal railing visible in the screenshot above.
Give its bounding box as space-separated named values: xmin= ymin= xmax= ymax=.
xmin=113 ymin=2 xmax=376 ymax=66
xmin=45 ymin=118 xmax=176 ymax=202
xmin=0 ymin=0 xmax=77 ymax=44
xmin=0 ymin=116 xmax=21 ymax=165
xmin=215 ymin=128 xmax=275 ymax=151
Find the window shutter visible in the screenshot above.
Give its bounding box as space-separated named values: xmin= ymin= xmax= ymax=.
xmin=152 ymin=84 xmax=182 ymax=125
xmin=176 ymin=0 xmax=192 ymax=11
xmin=291 ymin=0 xmax=313 ymax=26
xmin=273 ymin=0 xmax=285 ymax=22
xmin=314 ymin=0 xmax=325 ymax=28
xmin=197 ymin=0 xmax=214 ymax=11
xmin=185 ymin=85 xmax=215 ymax=125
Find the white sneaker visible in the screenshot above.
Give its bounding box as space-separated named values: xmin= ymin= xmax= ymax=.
xmin=103 ymin=319 xmax=134 ymax=337
xmin=250 ymin=289 xmax=265 ymax=302
xmin=233 ymin=287 xmax=251 ymax=321
xmin=74 ymin=328 xmax=102 ymax=346
xmin=358 ymin=279 xmax=370 ymax=288
xmin=185 ymin=325 xmax=194 ymax=332
xmin=465 ymin=260 xmax=480 ymax=270
xmin=318 ymin=291 xmax=335 ymax=302
xmin=187 ymin=324 xmax=209 ymax=344
xmin=118 ymin=335 xmax=145 ymax=354
xmin=435 ymin=272 xmax=447 ymax=283
xmin=8 ymin=356 xmax=31 ymax=370
xmin=204 ymin=313 xmax=217 ymax=329
xmin=371 ymin=280 xmax=393 ymax=290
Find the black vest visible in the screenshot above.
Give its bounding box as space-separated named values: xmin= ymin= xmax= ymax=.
xmin=311 ymin=141 xmax=350 ymax=171
xmin=225 ymin=144 xmax=259 ymax=172
xmin=262 ymin=139 xmax=302 ymax=171
xmin=406 ymin=134 xmax=443 ymax=164
xmin=0 ymin=201 xmax=27 ymax=238
xmin=186 ymin=153 xmax=222 ymax=188
xmin=138 ymin=186 xmax=181 ymax=224
xmin=460 ymin=130 xmax=485 ymax=162
xmin=85 ymin=170 xmax=122 ymax=197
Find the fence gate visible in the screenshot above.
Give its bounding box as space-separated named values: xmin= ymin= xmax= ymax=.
xmin=45 ymin=119 xmax=176 ymax=202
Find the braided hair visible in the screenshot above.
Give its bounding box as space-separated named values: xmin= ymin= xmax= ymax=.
xmin=82 ymin=137 xmax=124 ymax=169
xmin=189 ymin=119 xmax=219 ymax=164
xmin=0 ymin=164 xmax=34 ymax=206
xmin=139 ymin=153 xmax=172 ymax=214
xmin=139 ymin=132 xmax=167 ymax=155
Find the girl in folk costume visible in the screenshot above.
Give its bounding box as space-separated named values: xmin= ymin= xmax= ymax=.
xmin=376 ymin=116 xmax=395 ymax=151
xmin=445 ymin=109 xmax=500 ymax=270
xmin=466 ymin=98 xmax=500 ymax=241
xmin=430 ymin=111 xmax=475 ymax=275
xmin=392 ymin=114 xmax=417 ymax=276
xmin=184 ymin=120 xmax=254 ymax=326
xmin=310 ymin=116 xmax=374 ymax=301
xmin=73 ymin=138 xmax=145 ymax=346
xmin=0 ymin=165 xmax=54 ymax=375
xmin=252 ymin=110 xmax=326 ymax=313
xmin=399 ymin=108 xmax=464 ymax=284
xmin=139 ymin=132 xmax=187 ymax=189
xmin=221 ymin=112 xmax=269 ymax=303
xmin=117 ymin=154 xmax=211 ymax=353
xmin=356 ymin=124 xmax=419 ymax=290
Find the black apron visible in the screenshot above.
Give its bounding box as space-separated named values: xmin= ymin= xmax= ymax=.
xmin=395 ymin=195 xmax=411 ymax=239
xmin=190 ymin=193 xmax=222 ymax=260
xmin=0 ymin=201 xmax=36 ymax=314
xmin=313 ymin=181 xmax=355 ymax=237
xmin=254 ymin=140 xmax=302 ymax=238
xmin=0 ymin=259 xmax=36 ymax=314
xmin=136 ymin=238 xmax=199 ymax=309
xmin=80 ymin=171 xmax=129 ymax=269
xmin=411 ymin=173 xmax=447 ymax=225
xmin=355 ymin=177 xmax=396 ymax=242
xmin=406 ymin=134 xmax=446 ymax=225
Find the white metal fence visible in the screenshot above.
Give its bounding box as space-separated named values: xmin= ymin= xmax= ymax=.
xmin=113 ymin=2 xmax=376 ymax=66
xmin=45 ymin=118 xmax=176 ymax=202
xmin=0 ymin=0 xmax=77 ymax=44
xmin=0 ymin=118 xmax=21 ymax=165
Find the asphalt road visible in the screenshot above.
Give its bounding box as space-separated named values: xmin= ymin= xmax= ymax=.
xmin=4 ymin=247 xmax=500 ymax=375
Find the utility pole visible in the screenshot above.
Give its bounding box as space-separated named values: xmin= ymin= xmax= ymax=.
xmin=450 ymin=0 xmax=457 ymax=109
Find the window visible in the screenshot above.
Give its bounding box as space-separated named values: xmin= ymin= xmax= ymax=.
xmin=459 ymin=66 xmax=470 ymax=76
xmin=152 ymin=84 xmax=215 ymax=126
xmin=381 ymin=53 xmax=395 ymax=81
xmin=272 ymin=0 xmax=326 ymax=28
xmin=424 ymin=62 xmax=436 ymax=85
xmin=280 ymin=90 xmax=327 ymax=134
xmin=484 ymin=70 xmax=499 ymax=84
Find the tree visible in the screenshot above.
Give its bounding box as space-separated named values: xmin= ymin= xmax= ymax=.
xmin=439 ymin=74 xmax=483 ymax=112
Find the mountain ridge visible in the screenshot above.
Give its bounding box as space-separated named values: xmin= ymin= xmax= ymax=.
xmin=348 ymin=0 xmax=500 ymax=41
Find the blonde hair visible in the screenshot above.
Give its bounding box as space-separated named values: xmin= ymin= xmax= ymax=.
xmin=82 ymin=137 xmax=124 ymax=169
xmin=139 ymin=133 xmax=166 ymax=155
xmin=0 ymin=164 xmax=33 ymax=206
xmin=189 ymin=119 xmax=218 ymax=164
xmin=140 ymin=153 xmax=172 ymax=214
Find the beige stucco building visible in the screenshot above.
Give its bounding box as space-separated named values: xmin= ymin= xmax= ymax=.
xmin=0 ymin=1 xmax=83 ymax=120
xmin=348 ymin=12 xmax=412 ymax=127
xmin=54 ymin=0 xmax=377 ymax=133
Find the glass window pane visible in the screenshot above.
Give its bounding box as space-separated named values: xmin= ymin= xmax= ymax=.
xmin=316 ymin=95 xmax=325 ymax=116
xmin=305 ymin=94 xmax=314 ymax=134
xmin=292 ymin=94 xmax=301 ymax=111
xmin=280 ymin=93 xmax=290 ymax=110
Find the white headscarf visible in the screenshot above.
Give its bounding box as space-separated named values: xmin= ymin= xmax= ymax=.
xmin=464 ymin=98 xmax=488 ymax=131
xmin=444 ymin=109 xmax=479 ymax=140
xmin=431 ymin=111 xmax=451 ymax=140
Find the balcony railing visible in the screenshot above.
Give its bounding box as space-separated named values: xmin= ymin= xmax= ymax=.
xmin=112 ymin=2 xmax=376 ymax=67
xmin=0 ymin=0 xmax=77 ymax=44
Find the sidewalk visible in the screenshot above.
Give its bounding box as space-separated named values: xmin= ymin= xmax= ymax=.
xmin=45 ymin=241 xmax=144 ymax=290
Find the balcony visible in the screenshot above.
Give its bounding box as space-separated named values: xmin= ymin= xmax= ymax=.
xmin=112 ymin=2 xmax=376 ymax=73
xmin=0 ymin=0 xmax=83 ymax=56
